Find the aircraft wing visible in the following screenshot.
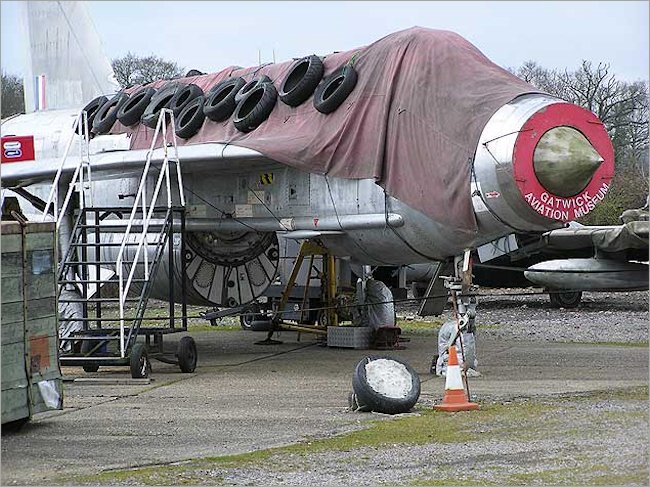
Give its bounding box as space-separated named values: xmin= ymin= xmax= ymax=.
xmin=543 ymin=220 xmax=649 ymax=253
xmin=523 ymin=213 xmax=648 ymax=291
xmin=0 ymin=137 xmax=274 ymax=189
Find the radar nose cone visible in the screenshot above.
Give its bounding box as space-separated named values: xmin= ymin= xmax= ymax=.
xmin=533 ymin=126 xmax=604 ymax=198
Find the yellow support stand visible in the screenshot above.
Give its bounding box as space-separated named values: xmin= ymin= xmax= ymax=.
xmin=271 ymin=240 xmax=338 ymax=336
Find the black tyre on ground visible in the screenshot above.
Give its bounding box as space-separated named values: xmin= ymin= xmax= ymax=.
xmin=279 ymin=55 xmax=324 ymax=107
xmin=234 ymin=75 xmax=272 ymax=104
xmin=117 ymin=87 xmax=156 ymax=126
xmin=204 ymin=77 xmax=246 ymax=122
xmin=352 ymin=355 xmax=421 ymax=414
xmin=240 ymin=312 xmax=258 ymax=330
xmin=177 ymin=336 xmax=198 ymax=373
xmin=549 ymin=290 xmax=582 ymax=308
xmin=92 ymin=92 xmax=129 ymax=134
xmin=80 ymin=340 xmax=100 ymax=373
xmin=313 ymin=65 xmax=358 ymax=114
xmin=233 ymin=83 xmax=278 ymax=133
xmin=129 ymin=343 xmax=151 ymax=379
xmin=78 ymin=95 xmax=107 ymax=134
xmin=250 ymin=316 xmax=273 ymax=332
xmin=175 ymin=95 xmax=205 ymax=139
xmin=168 ymin=83 xmax=203 ymax=117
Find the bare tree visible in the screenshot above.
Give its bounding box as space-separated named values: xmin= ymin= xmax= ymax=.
xmin=111 ymin=52 xmax=184 ymax=88
xmin=512 ymin=61 xmax=649 ymax=222
xmin=513 ymin=61 xmax=649 ymax=177
xmin=111 ymin=52 xmax=141 ymax=88
xmin=1 ymin=72 xmax=25 ymax=118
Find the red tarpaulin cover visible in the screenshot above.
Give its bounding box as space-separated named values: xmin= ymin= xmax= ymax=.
xmin=114 ymin=27 xmax=538 ymax=233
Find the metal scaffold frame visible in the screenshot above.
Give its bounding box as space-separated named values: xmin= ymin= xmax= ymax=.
xmin=51 ymin=108 xmax=196 ymax=377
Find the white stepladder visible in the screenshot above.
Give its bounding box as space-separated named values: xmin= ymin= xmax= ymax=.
xmin=46 ymin=108 xmax=197 ymax=378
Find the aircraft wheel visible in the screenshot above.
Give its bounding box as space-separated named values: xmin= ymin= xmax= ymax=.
xmin=549 ymin=290 xmax=582 ymax=308
xmin=352 ymin=355 xmax=421 ymax=415
xmin=81 ymin=340 xmax=100 ymax=373
xmin=240 ymin=313 xmax=262 ymax=330
xmin=250 ymin=316 xmax=273 ymax=331
xmin=130 ymin=343 xmax=151 ymax=379
xmin=317 ymin=310 xmax=330 ymax=328
xmin=177 ymin=336 xmax=198 ymax=373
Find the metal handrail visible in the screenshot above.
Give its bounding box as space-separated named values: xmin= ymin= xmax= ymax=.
xmin=115 ymin=108 xmax=184 ymax=357
xmin=42 ymin=111 xmax=92 ymax=226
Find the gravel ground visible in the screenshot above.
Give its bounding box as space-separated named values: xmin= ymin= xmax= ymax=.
xmin=200 ymin=396 xmax=648 ymax=486
xmin=398 ymin=288 xmax=649 ymax=344
xmin=144 ymin=289 xmax=649 ymax=486
xmin=214 ymin=287 xmax=644 ymax=487
xmin=3 ymin=289 xmax=647 ymax=486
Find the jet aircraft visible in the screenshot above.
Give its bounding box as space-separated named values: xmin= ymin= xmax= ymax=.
xmin=0 ymin=2 xmax=622 ymax=374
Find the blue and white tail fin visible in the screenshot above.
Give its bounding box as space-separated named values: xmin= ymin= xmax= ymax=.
xmin=22 ymin=0 xmax=119 ymax=112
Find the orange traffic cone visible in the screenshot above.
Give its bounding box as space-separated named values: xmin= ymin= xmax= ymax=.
xmin=434 ymin=345 xmax=479 ymax=412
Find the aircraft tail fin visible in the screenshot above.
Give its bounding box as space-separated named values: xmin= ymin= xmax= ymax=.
xmin=22 ymin=1 xmax=120 ymax=112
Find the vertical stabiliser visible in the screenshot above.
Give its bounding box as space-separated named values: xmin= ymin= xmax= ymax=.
xmin=21 ymin=0 xmax=119 ymax=112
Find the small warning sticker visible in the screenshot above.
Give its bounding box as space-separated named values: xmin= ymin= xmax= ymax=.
xmin=235 ymin=204 xmax=253 ymax=218
xmin=248 ymin=190 xmax=265 ymax=205
xmin=259 ymin=173 xmax=274 ymax=185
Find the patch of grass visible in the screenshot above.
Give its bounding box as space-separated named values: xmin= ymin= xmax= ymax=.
xmin=186 ymin=323 xmax=240 ymax=332
xmin=586 ymin=341 xmax=649 ymax=348
xmin=557 ymin=386 xmax=648 ymax=402
xmin=63 ymin=402 xmax=550 ymax=485
xmin=507 ymin=465 xmax=649 ymax=486
xmin=588 ymin=470 xmax=649 ymax=485
xmin=506 ymin=467 xmax=581 ymax=484
xmin=397 ymin=320 xmax=443 ymax=335
xmin=409 ymin=477 xmax=494 ymax=486
xmin=62 ymin=389 xmax=649 ymax=485
xmin=413 ymin=464 xmax=649 ymax=486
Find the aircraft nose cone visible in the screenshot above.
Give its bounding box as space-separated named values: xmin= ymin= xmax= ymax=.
xmin=533 ymin=126 xmax=604 ymax=198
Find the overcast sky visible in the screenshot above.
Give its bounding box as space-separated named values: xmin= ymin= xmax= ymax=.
xmin=1 ymin=1 xmax=648 ymax=81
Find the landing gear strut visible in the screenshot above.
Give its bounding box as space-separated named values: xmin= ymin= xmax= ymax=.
xmin=439 ymin=250 xmax=478 ymax=377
